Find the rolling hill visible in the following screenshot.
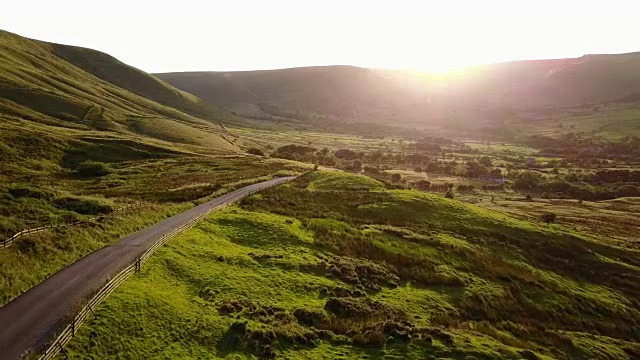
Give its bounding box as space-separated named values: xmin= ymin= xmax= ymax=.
xmin=156 ymin=53 xmax=640 ymax=134
xmin=0 ymin=29 xmax=240 ymax=163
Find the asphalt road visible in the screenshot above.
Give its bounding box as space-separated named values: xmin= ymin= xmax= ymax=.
xmin=0 ymin=176 xmax=294 ymax=360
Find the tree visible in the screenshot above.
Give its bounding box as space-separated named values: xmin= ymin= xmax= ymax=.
xmin=334 ymin=149 xmax=358 ymax=160
xmin=513 ymin=171 xmax=542 ymax=190
xmin=525 ymin=194 xmax=533 ymax=201
xmin=391 ymin=173 xmax=402 ymax=182
xmin=479 ymin=156 xmax=493 ymax=167
xmin=247 ymin=148 xmax=264 ymax=156
xmin=541 ymin=212 xmax=557 ymax=224
xmin=614 ymin=185 xmax=640 ymax=198
xmin=465 ymin=161 xmax=487 ymax=178
xmin=352 ymin=159 xmax=362 ymax=171
xmin=444 ymin=190 xmax=455 ymax=199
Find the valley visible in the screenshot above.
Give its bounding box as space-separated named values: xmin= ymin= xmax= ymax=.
xmin=0 ymin=27 xmax=639 ymax=360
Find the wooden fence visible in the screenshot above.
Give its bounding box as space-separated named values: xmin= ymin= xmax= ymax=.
xmin=1 ymin=203 xmax=141 ymax=249
xmin=37 ymin=180 xmax=284 ymax=360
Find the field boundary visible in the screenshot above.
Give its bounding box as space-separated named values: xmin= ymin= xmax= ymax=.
xmin=1 ymin=203 xmax=142 ymax=249
xmin=36 ymin=181 xmax=284 ymax=360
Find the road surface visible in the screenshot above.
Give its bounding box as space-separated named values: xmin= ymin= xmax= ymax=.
xmin=0 ymin=177 xmax=294 ymax=360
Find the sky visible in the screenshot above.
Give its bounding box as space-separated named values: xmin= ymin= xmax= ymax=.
xmin=2 ymin=0 xmax=639 ymax=74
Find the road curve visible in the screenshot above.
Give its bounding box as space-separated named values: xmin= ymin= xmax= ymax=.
xmin=0 ymin=176 xmax=294 ymax=360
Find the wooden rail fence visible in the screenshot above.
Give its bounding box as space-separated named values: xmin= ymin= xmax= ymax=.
xmin=1 ymin=202 xmax=142 ymax=249
xmin=36 ymin=181 xmax=282 ymax=360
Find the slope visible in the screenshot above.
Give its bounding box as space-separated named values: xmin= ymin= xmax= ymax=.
xmin=50 ymin=42 xmax=236 ymax=121
xmin=63 ymin=171 xmax=640 ymax=359
xmin=156 ymin=53 xmax=640 ymax=134
xmin=0 ymin=29 xmax=252 ymax=240
xmin=0 ymin=29 xmax=237 ymax=152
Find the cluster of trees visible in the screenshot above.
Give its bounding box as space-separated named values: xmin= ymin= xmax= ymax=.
xmin=512 ymin=170 xmax=640 ymax=200
xmin=526 ymin=134 xmax=640 ymax=161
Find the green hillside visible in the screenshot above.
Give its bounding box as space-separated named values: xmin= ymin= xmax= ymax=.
xmin=49 ymin=42 xmax=235 ymax=121
xmin=0 ymin=29 xmax=252 ymax=239
xmin=156 ymin=54 xmax=640 ymax=136
xmin=156 ymin=66 xmax=432 ymax=127
xmin=63 ymin=171 xmax=640 ymax=359
xmin=0 ymin=29 xmax=238 ymax=149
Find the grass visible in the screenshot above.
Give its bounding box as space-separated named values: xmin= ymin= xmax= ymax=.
xmin=513 ymin=104 xmax=640 ymax=139
xmin=61 ymin=171 xmax=640 ymax=359
xmin=0 ymin=29 xmax=315 ymax=309
xmin=305 ymin=171 xmax=386 ymax=191
xmin=0 ymin=203 xmax=187 ymax=306
xmin=0 ymin=153 xmax=308 ymax=306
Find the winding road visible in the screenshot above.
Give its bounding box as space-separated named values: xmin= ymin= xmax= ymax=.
xmin=0 ymin=176 xmax=294 ymax=360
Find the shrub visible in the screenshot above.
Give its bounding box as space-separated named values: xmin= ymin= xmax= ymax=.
xmin=53 ymin=196 xmax=114 ymax=215
xmin=614 ymin=185 xmax=640 ymax=198
xmin=525 ymin=194 xmax=533 ymax=201
xmin=75 ymin=161 xmax=112 ymax=177
xmin=390 ymin=173 xmax=402 ymax=182
xmin=541 ymin=212 xmax=556 ymax=224
xmin=8 ymin=185 xmax=54 ymax=200
xmin=247 ymin=148 xmax=265 ymax=156
xmin=444 ymin=190 xmax=455 ymax=199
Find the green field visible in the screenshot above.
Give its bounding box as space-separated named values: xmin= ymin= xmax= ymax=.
xmin=62 ymin=172 xmax=640 ymax=359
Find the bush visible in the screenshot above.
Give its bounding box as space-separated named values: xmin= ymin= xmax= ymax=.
xmin=75 ymin=161 xmax=112 ymax=177
xmin=247 ymin=148 xmax=265 ymax=156
xmin=8 ymin=185 xmax=54 ymax=200
xmin=541 ymin=212 xmax=556 ymax=224
xmin=390 ymin=173 xmax=402 ymax=182
xmin=444 ymin=190 xmax=455 ymax=199
xmin=525 ymin=194 xmax=533 ymax=201
xmin=53 ymin=196 xmax=114 ymax=215
xmin=614 ymin=185 xmax=640 ymax=198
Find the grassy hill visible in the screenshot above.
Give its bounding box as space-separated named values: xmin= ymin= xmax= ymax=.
xmin=156 ymin=54 xmax=640 ymax=137
xmin=62 ymin=171 xmax=640 ymax=359
xmin=0 ymin=29 xmax=239 ymax=151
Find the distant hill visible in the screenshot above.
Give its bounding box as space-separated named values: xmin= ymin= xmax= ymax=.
xmin=0 ymin=29 xmax=241 ymax=168
xmin=156 ymin=53 xmax=640 ymax=132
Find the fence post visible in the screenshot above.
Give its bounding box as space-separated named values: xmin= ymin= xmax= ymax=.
xmin=135 ymin=257 xmax=141 ymax=272
xmin=72 ymin=317 xmax=76 ymax=336
xmin=59 ymin=341 xmax=69 ymax=359
xmin=88 ymin=303 xmax=96 ymax=317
